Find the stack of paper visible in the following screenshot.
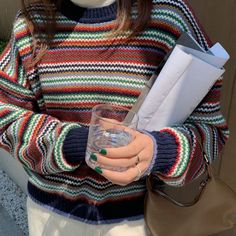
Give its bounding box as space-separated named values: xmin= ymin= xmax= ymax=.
xmin=126 ymin=33 xmax=230 ymax=131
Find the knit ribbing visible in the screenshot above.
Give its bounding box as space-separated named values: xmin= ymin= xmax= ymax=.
xmin=148 ymin=131 xmax=178 ymax=174
xmin=63 ymin=126 xmax=89 ymax=164
xmin=59 ymin=0 xmax=117 ymax=23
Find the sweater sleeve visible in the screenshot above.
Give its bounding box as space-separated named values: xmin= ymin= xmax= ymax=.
xmin=146 ymin=0 xmax=229 ymax=186
xmin=0 ymin=15 xmax=86 ymax=175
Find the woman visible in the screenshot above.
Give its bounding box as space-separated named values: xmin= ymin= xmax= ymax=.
xmin=0 ymin=0 xmax=229 ymax=235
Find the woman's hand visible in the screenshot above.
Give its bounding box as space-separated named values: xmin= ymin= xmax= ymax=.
xmin=91 ymin=130 xmax=155 ymax=186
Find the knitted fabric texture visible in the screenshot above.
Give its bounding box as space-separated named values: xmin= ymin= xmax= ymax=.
xmin=0 ymin=0 xmax=229 ymax=224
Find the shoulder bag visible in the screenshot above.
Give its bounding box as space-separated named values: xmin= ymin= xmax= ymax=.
xmin=144 ymin=147 xmax=236 ymax=236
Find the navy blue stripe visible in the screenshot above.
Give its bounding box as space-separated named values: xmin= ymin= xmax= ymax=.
xmin=28 ymin=181 xmax=146 ymax=223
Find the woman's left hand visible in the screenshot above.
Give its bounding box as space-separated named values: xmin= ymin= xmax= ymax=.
xmin=91 ymin=130 xmax=154 ymax=186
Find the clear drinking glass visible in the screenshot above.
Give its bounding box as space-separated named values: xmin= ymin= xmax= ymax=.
xmin=85 ymin=104 xmax=138 ymax=172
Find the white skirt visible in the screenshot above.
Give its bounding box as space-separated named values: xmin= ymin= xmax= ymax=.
xmin=27 ymin=197 xmax=151 ymax=236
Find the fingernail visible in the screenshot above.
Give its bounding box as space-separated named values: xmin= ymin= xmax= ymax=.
xmin=95 ymin=166 xmax=103 ymax=174
xmin=99 ymin=149 xmax=107 ymax=155
xmin=90 ymin=153 xmax=97 ymax=161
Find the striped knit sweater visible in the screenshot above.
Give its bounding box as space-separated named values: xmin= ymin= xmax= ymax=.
xmin=0 ymin=0 xmax=229 ymax=224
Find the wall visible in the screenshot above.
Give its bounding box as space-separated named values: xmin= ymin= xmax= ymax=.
xmin=0 ymin=150 xmax=28 ymax=193
xmin=0 ymin=0 xmax=21 ymax=39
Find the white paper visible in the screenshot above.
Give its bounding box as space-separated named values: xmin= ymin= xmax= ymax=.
xmin=136 ymin=43 xmax=229 ymax=131
xmin=136 ymin=46 xmax=192 ymax=129
xmin=178 ymin=43 xmax=228 ymax=69
xmin=208 ymin=43 xmax=230 ymax=61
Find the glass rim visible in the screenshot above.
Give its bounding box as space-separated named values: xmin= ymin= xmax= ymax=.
xmin=91 ymin=104 xmax=138 ymax=126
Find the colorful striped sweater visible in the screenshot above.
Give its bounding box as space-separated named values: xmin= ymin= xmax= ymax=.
xmin=0 ymin=0 xmax=229 ymax=224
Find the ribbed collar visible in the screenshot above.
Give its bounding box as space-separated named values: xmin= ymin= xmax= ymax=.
xmin=58 ymin=0 xmax=118 ymax=23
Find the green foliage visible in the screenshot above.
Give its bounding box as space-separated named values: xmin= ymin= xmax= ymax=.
xmin=0 ymin=40 xmax=7 ymax=53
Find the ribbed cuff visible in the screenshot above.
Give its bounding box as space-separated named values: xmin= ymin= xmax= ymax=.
xmin=63 ymin=126 xmax=89 ymax=165
xmin=145 ymin=130 xmax=178 ymax=175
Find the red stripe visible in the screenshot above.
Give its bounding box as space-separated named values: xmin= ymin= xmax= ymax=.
xmin=43 ymin=86 xmax=141 ymax=95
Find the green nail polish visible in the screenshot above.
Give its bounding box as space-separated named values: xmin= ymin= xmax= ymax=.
xmin=99 ymin=149 xmax=107 ymax=155
xmin=95 ymin=166 xmax=103 ymax=174
xmin=90 ymin=153 xmax=97 ymax=161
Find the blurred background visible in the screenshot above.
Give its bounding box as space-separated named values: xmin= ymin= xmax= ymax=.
xmin=0 ymin=0 xmax=236 ymax=235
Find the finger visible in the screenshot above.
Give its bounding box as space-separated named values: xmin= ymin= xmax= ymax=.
xmin=94 ymin=148 xmax=150 ymax=168
xmin=136 ymin=146 xmax=153 ymax=164
xmin=98 ymin=162 xmax=147 ymax=186
xmin=94 ymin=153 xmax=138 ymax=168
xmin=100 ymin=134 xmax=145 ymax=158
xmin=102 ymin=167 xmax=137 ymax=186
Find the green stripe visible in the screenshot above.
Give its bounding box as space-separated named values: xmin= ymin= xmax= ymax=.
xmin=0 ymin=110 xmax=23 ymax=127
xmin=45 ymin=94 xmax=137 ymax=104
xmin=152 ymin=10 xmax=189 ymax=31
xmin=43 ymin=77 xmax=145 ymax=86
xmin=172 ymin=131 xmax=190 ymax=177
xmin=28 ymin=175 xmax=145 ymax=200
xmin=0 ymin=79 xmax=34 ymax=97
xmin=18 ymin=115 xmax=40 ymax=170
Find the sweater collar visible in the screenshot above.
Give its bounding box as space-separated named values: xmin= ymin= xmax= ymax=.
xmin=58 ymin=0 xmax=118 ymax=23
